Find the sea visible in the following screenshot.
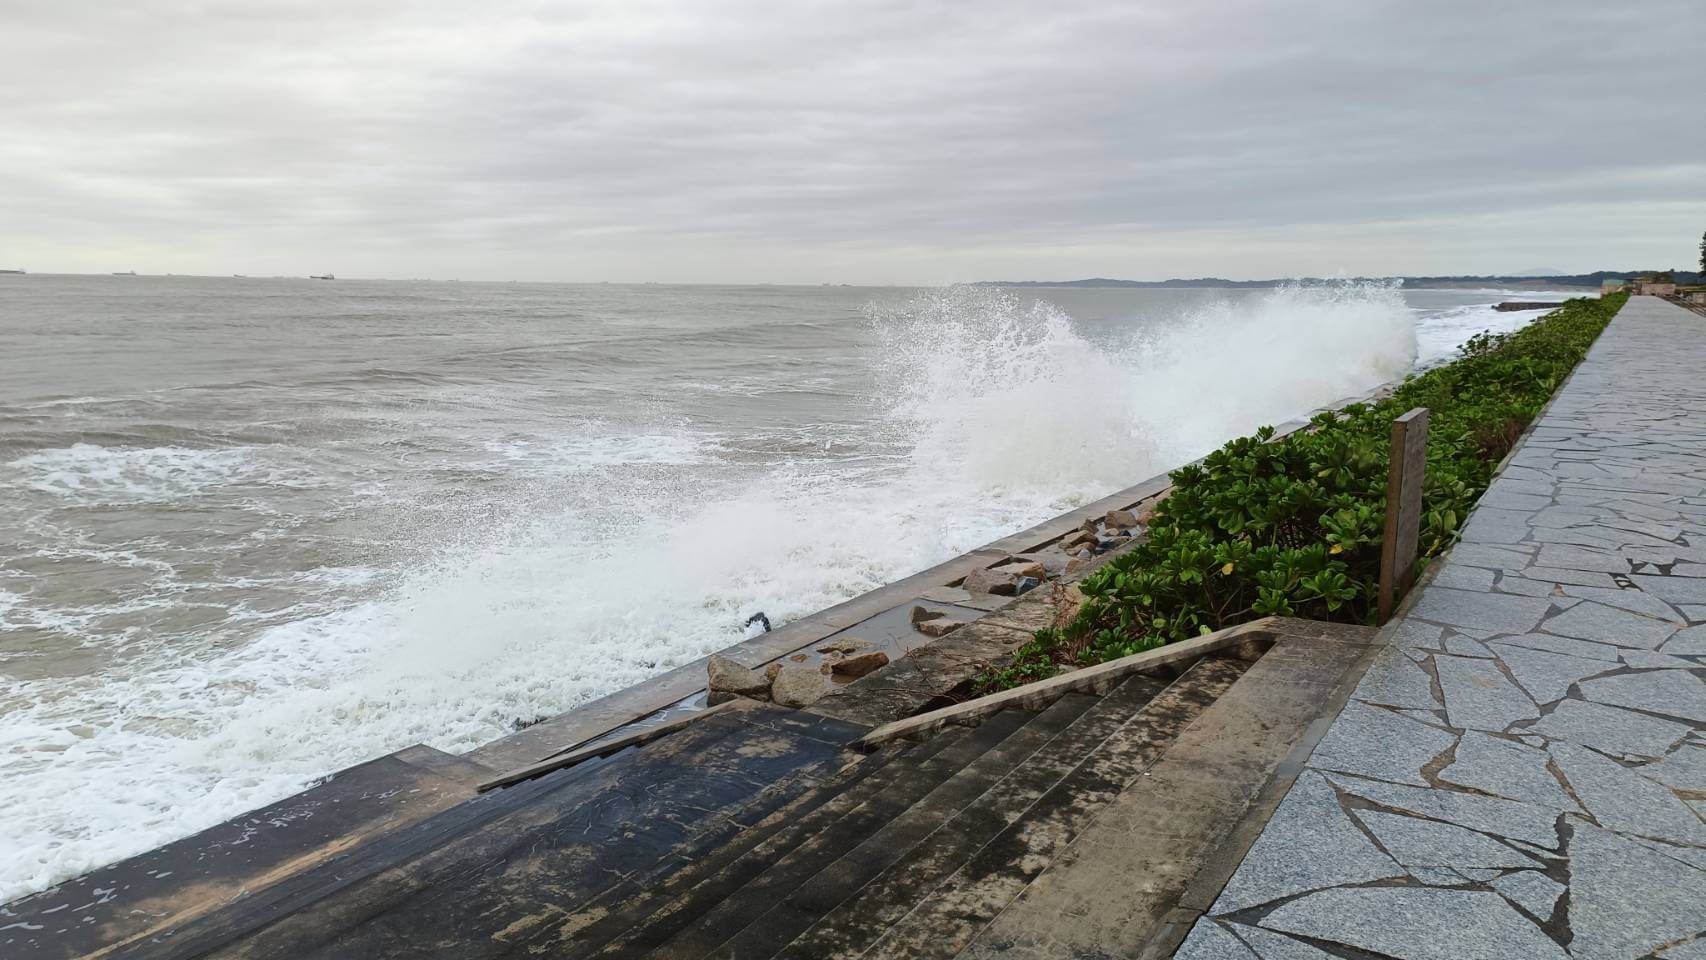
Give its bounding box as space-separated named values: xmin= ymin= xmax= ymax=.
xmin=0 ymin=275 xmax=1574 ymax=902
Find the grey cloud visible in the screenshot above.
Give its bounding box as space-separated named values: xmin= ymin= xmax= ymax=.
xmin=1 ymin=0 xmax=1702 ymax=281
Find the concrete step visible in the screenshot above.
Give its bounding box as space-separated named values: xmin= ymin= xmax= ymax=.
xmin=557 ymin=725 xmax=975 ymax=959
xmin=110 ymin=700 xmax=864 ymax=960
xmin=854 ymin=656 xmax=1253 ymax=960
xmin=637 ymin=710 xmax=1040 ymax=960
xmin=520 ymin=732 xmax=940 ymax=958
xmin=3 ymin=744 xmax=493 ymax=960
xmin=964 ymin=625 xmax=1378 ymax=960
xmin=702 ymin=691 xmax=1108 ymax=959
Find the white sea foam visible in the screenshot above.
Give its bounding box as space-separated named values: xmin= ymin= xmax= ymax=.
xmin=0 ymin=282 xmax=1482 ymax=904
xmin=8 ymin=445 xmax=257 ymax=503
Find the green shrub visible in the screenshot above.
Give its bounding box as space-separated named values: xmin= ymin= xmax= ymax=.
xmin=977 ymin=293 xmax=1625 ymax=693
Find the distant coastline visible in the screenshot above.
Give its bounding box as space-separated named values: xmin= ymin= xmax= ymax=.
xmin=979 ymin=270 xmax=1703 ymax=289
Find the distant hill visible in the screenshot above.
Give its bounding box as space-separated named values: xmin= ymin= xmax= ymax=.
xmin=982 ymin=271 xmax=1704 ymax=289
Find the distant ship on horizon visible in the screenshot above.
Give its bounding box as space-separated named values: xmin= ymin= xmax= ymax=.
xmin=112 ymin=270 xmax=137 ymax=276
xmin=0 ymin=268 xmax=23 ymax=275
xmin=309 ymin=273 xmax=335 ymax=280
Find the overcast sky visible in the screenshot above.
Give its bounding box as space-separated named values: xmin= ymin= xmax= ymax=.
xmin=2 ymin=0 xmax=1701 ymax=283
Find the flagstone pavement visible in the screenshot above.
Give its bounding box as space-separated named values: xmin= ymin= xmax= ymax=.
xmin=1176 ymin=296 xmax=1706 ymax=960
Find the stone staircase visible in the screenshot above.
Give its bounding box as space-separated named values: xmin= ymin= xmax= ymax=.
xmin=5 ymin=619 xmax=1375 ymax=960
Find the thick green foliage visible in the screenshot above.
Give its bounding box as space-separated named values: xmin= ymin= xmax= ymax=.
xmin=977 ymin=293 xmax=1626 ymax=692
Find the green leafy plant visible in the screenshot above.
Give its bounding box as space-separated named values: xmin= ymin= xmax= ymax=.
xmin=975 ymin=293 xmax=1625 ymax=692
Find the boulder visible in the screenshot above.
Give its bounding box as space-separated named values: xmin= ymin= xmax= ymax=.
xmin=1080 ymin=517 xmax=1100 ymax=534
xmin=1057 ymin=531 xmax=1093 ymax=552
xmin=995 ymin=559 xmax=1047 ymax=581
xmin=1015 ymin=576 xmax=1042 ymax=595
xmin=817 ymin=639 xmax=872 ymax=655
xmin=771 ymin=663 xmax=828 ymax=707
xmin=1105 ymin=508 xmax=1138 ymax=529
xmin=963 ymin=567 xmax=1018 ymax=596
xmin=765 ymin=662 xmax=783 ymax=682
xmin=1066 ymin=558 xmax=1093 ymax=575
xmin=910 ymin=605 xmax=944 ymax=624
xmin=708 ymin=655 xmax=770 ymax=705
xmin=829 ymin=650 xmax=890 ymax=679
xmin=916 ymin=617 xmax=965 ymax=638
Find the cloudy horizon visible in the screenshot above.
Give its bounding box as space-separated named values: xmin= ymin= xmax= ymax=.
xmin=3 ymin=0 xmax=1702 ymax=284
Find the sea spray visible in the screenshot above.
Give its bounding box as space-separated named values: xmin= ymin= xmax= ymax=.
xmin=872 ymin=280 xmax=1416 ymax=491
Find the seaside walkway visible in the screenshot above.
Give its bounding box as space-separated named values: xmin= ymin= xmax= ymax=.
xmin=1173 ymin=295 xmax=1706 ymax=959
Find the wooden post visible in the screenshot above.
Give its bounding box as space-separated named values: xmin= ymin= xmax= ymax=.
xmin=1378 ymin=408 xmax=1429 ymax=623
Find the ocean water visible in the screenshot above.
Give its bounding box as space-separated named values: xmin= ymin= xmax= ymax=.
xmin=0 ymin=276 xmax=1570 ymax=901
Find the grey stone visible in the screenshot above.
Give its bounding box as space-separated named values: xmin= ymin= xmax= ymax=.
xmin=1496 ymin=576 xmax=1561 ymax=598
xmin=1409 ymin=588 xmax=1552 ymax=634
xmin=1568 ymin=822 xmax=1706 ymax=960
xmin=1443 ymin=634 xmax=1495 ymax=658
xmin=1633 ymin=574 xmax=1706 ymax=605
xmin=1529 ymin=699 xmax=1692 ymax=759
xmin=1174 ymin=920 xmax=1260 ymax=960
xmin=1230 ymin=924 xmax=1341 ymax=959
xmin=1619 ymin=650 xmax=1701 ymax=670
xmin=1434 ymin=655 xmax=1539 ymax=732
xmin=1580 ymin=669 xmax=1706 ymax=723
xmin=1356 ymin=810 xmax=1540 ymax=868
xmin=1391 ymin=620 xmax=1447 ymax=650
xmin=1460 ymin=507 xmax=1535 ymax=544
xmin=1309 ymin=701 xmax=1457 ymax=787
xmin=1551 ymin=742 xmax=1706 ymax=846
xmin=1406 ymin=866 xmax=1467 ymax=885
xmin=1434 ymin=564 xmax=1497 ymax=591
xmin=1259 ymin=887 xmax=1568 ymax=960
xmin=1490 ymin=644 xmax=1615 ymax=705
xmin=1209 ymin=771 xmax=1404 ymax=914
xmin=1496 ymin=632 xmax=1623 ymax=661
xmin=1489 ymin=871 xmax=1564 ymax=921
xmin=1522 ymin=565 xmax=1621 ymax=588
xmin=1662 ymin=623 xmax=1706 ymax=655
xmin=1448 ymin=542 xmax=1538 ymax=572
xmin=1439 ymin=732 xmax=1577 ymax=810
xmin=1638 ymin=837 xmax=1706 ymax=871
xmin=1539 ymin=601 xmax=1676 ymax=649
xmin=1535 ymin=543 xmax=1630 ymax=573
xmin=1639 ymin=744 xmax=1706 ymax=792
xmin=1560 ymin=583 xmax=1684 ymax=620
xmin=1328 ymin=773 xmax=1562 ymax=848
xmin=1355 ymin=645 xmax=1440 ymax=711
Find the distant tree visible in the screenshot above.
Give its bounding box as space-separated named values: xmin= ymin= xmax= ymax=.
xmin=1699 ymin=230 xmax=1705 ymax=276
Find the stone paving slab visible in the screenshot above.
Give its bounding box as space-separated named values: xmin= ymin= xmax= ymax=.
xmin=1177 ymin=298 xmax=1706 ymax=960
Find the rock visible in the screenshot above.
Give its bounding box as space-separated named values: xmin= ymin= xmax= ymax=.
xmin=1105 ymin=508 xmax=1138 ymax=528
xmin=996 ymin=559 xmax=1047 ymax=581
xmin=765 ymin=662 xmax=783 ymax=682
xmin=816 ymin=639 xmax=872 ymax=655
xmin=963 ymin=567 xmax=1018 ymax=595
xmin=1056 ymin=532 xmax=1092 ymax=552
xmin=1015 ymin=576 xmax=1041 ymax=595
xmin=829 ymin=650 xmax=890 ymax=678
xmin=708 ymin=655 xmax=770 ymax=705
xmin=916 ymin=617 xmax=965 ymax=637
xmin=1074 ymin=548 xmax=1093 ymax=559
xmin=770 ymin=663 xmax=828 ymax=707
xmin=910 ymin=605 xmax=944 ymax=624
xmin=789 ymin=653 xmax=809 ymax=662
xmin=1066 ymin=558 xmax=1093 ymax=575
xmin=1080 ymin=517 xmax=1099 ymax=533
xmin=1137 ymin=500 xmax=1165 ymax=524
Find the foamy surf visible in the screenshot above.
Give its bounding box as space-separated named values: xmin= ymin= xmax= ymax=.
xmin=0 ymin=280 xmax=1544 ymax=904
